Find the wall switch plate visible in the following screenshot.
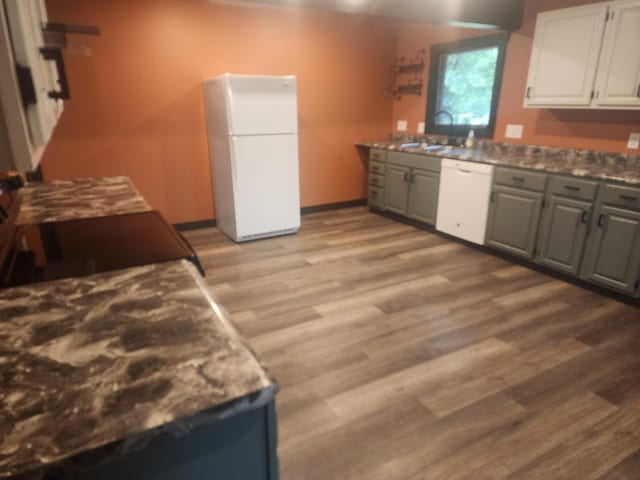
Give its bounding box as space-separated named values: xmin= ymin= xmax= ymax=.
xmin=505 ymin=124 xmax=524 ymax=139
xmin=417 ymin=122 xmax=425 ymax=134
xmin=628 ymin=132 xmax=640 ymax=149
xmin=397 ymin=120 xmax=408 ymax=132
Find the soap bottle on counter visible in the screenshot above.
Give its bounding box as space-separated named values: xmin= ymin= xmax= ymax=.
xmin=465 ymin=129 xmax=475 ymax=149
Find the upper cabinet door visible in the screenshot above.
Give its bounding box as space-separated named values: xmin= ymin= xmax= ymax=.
xmin=524 ymin=3 xmax=608 ymax=107
xmin=4 ymin=0 xmax=62 ymax=148
xmin=0 ymin=0 xmax=64 ymax=172
xmin=594 ymin=0 xmax=640 ymax=107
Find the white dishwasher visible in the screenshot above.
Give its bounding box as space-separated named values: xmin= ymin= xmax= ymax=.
xmin=436 ymin=158 xmax=495 ymax=245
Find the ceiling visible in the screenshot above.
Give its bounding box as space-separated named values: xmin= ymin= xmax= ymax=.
xmin=214 ymin=0 xmax=525 ymax=30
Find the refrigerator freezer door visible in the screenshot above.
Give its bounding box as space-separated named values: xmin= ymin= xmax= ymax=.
xmin=225 ymin=74 xmax=298 ymax=136
xmin=229 ymin=134 xmax=300 ymax=241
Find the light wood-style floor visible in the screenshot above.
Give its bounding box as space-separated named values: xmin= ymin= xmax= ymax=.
xmin=184 ymin=207 xmax=640 ymax=480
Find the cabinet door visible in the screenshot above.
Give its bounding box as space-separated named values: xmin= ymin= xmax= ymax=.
xmin=385 ymin=164 xmax=410 ymax=216
xmin=583 ymin=205 xmax=640 ymax=295
xmin=536 ymin=196 xmax=592 ymax=275
xmin=407 ymin=169 xmax=439 ymax=225
xmin=594 ymin=0 xmax=640 ymax=108
xmin=525 ymin=3 xmax=608 ymax=107
xmin=486 ymin=186 xmax=544 ymax=259
xmin=4 ymin=0 xmax=63 ymax=150
xmin=368 ymin=186 xmax=384 ymax=210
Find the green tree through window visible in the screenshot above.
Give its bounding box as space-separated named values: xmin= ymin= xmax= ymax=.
xmin=437 ymin=47 xmax=499 ymax=126
xmin=426 ymin=32 xmax=509 ymax=139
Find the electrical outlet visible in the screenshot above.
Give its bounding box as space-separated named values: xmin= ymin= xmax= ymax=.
xmin=505 ymin=124 xmax=524 ymax=139
xmin=397 ymin=120 xmax=408 ymax=132
xmin=628 ymin=132 xmax=640 ymax=149
xmin=417 ymin=122 xmax=425 ymax=134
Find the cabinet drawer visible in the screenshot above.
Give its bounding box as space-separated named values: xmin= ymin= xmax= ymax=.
xmin=548 ymin=176 xmax=599 ymax=201
xmin=369 ymin=148 xmax=387 ymax=162
xmin=369 ymin=160 xmax=386 ymax=175
xmin=388 ymin=151 xmax=440 ymax=172
xmin=368 ymin=186 xmax=385 ymax=209
xmin=369 ymin=173 xmax=385 ymax=188
xmin=494 ymin=167 xmax=547 ymax=192
xmin=602 ymin=184 xmax=640 ymax=210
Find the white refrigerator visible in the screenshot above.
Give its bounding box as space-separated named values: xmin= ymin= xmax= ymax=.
xmin=203 ymin=74 xmax=301 ymax=242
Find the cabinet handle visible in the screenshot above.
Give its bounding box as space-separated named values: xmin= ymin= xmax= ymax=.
xmin=597 ymin=214 xmax=606 ymax=228
xmin=526 ymin=87 xmax=532 ymax=98
xmin=410 ymin=173 xmax=416 ymax=183
xmin=581 ymin=211 xmax=589 ymax=224
xmin=637 ymin=83 xmax=640 ymax=98
xmin=565 ymin=185 xmax=580 ymax=192
xmin=403 ymin=172 xmax=409 ymax=182
xmin=512 ymin=176 xmax=525 ymax=182
xmin=620 ymin=194 xmax=637 ymax=202
xmin=40 ymin=47 xmax=71 ymax=100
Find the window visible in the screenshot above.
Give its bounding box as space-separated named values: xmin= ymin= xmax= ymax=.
xmin=425 ymin=32 xmax=509 ymax=139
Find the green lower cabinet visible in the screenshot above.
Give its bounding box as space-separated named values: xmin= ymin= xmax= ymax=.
xmin=486 ymin=186 xmax=544 ymax=259
xmin=385 ymin=164 xmax=410 ymax=216
xmin=407 ymin=169 xmax=439 ymax=225
xmin=365 ymin=152 xmax=640 ymax=298
xmin=368 ymin=186 xmax=385 ymax=210
xmin=581 ymin=205 xmax=640 ymax=296
xmin=536 ymin=196 xmax=592 ymax=276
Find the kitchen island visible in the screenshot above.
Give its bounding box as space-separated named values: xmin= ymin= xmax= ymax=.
xmin=17 ymin=176 xmax=151 ymax=225
xmin=0 ymin=260 xmax=279 ymax=479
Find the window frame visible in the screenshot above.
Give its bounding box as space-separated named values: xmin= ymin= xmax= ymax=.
xmin=425 ymin=32 xmax=510 ymax=139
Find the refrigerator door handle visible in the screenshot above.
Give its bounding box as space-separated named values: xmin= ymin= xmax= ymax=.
xmin=229 ymin=136 xmax=239 ymax=192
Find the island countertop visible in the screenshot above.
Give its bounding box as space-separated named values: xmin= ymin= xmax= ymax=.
xmin=0 ymin=260 xmax=277 ymax=479
xmin=357 ymin=140 xmax=640 ymax=186
xmin=16 ymin=176 xmax=151 ymax=226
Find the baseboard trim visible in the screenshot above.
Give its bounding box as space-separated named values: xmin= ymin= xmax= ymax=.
xmin=301 ymin=199 xmax=367 ymax=215
xmin=173 ymin=199 xmax=367 ymax=231
xmin=174 ymin=219 xmax=217 ymax=231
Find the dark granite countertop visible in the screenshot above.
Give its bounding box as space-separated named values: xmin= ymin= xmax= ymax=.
xmin=0 ymin=260 xmax=277 ymax=479
xmin=357 ymin=140 xmax=640 ymax=186
xmin=16 ymin=177 xmax=151 ymax=226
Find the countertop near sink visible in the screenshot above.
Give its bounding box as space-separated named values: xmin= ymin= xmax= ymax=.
xmin=357 ymin=140 xmax=640 ymax=186
xmin=16 ymin=176 xmax=151 ymax=226
xmin=0 ymin=260 xmax=276 ymax=479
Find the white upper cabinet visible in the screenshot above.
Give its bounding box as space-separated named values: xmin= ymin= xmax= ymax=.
xmin=525 ymin=3 xmax=608 ymax=107
xmin=525 ymin=0 xmax=640 ymax=110
xmin=0 ymin=0 xmax=63 ymax=173
xmin=594 ymin=0 xmax=640 ymax=107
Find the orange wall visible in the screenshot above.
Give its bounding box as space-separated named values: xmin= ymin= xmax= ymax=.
xmin=392 ymin=0 xmax=640 ymax=153
xmin=42 ymin=0 xmax=397 ymax=223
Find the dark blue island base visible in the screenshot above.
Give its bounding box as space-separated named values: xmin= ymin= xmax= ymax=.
xmin=39 ymin=401 xmax=279 ymax=480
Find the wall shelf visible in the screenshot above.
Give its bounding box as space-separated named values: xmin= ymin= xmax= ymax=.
xmin=390 ymin=49 xmax=425 ymax=100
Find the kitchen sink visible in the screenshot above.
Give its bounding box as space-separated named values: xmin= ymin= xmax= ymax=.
xmin=441 ymin=148 xmax=470 ymax=156
xmin=442 ymin=148 xmax=469 ymax=155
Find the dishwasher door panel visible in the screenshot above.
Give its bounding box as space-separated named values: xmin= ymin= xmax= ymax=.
xmin=436 ymin=160 xmax=495 ymax=245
